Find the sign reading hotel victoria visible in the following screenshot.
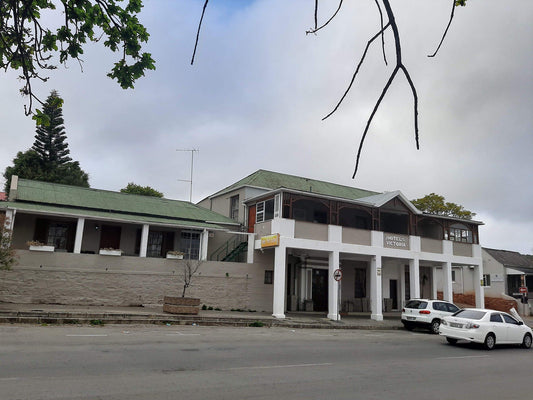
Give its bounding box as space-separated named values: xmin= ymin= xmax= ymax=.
xmin=383 ymin=234 xmax=410 ymax=250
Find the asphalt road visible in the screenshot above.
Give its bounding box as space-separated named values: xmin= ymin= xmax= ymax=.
xmin=1 ymin=324 xmax=532 ymax=400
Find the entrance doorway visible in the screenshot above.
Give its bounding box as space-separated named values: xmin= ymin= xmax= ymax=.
xmin=390 ymin=279 xmax=398 ymax=310
xmin=312 ymin=269 xmax=328 ymax=312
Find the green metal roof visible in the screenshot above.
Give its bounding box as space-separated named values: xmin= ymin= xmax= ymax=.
xmin=10 ymin=179 xmax=238 ymax=228
xmin=210 ymin=169 xmax=380 ymax=201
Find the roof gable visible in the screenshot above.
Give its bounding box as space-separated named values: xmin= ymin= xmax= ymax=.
xmin=483 ymin=248 xmax=533 ymax=269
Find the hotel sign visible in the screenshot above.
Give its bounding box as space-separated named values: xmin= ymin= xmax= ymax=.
xmin=261 ymin=233 xmax=280 ymax=248
xmin=384 ymin=234 xmax=409 ymax=250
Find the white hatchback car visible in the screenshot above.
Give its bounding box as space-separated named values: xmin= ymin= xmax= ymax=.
xmin=401 ymin=299 xmax=461 ymax=334
xmin=439 ymin=308 xmax=532 ymax=350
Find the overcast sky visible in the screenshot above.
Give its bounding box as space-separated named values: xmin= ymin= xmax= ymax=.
xmin=1 ymin=0 xmax=532 ymax=254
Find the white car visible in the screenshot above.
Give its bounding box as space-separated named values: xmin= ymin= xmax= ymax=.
xmin=439 ymin=308 xmax=532 ymax=350
xmin=401 ymin=299 xmax=461 ymax=334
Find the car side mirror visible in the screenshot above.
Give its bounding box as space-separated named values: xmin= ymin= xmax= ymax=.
xmin=519 ymin=321 xmax=524 ymax=325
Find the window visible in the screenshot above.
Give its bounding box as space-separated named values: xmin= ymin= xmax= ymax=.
xmin=47 ymin=223 xmax=69 ymax=250
xmin=448 ymin=223 xmax=473 ymax=243
xmin=502 ymin=314 xmax=520 ymax=325
xmin=147 ymin=231 xmax=163 ymax=258
xmin=451 ymin=270 xmax=456 ymax=282
xmin=230 ymin=195 xmax=239 ymax=221
xmin=490 ymin=313 xmax=503 ymax=323
xmin=482 ymin=274 xmax=491 ymax=287
xmin=256 ymin=198 xmax=274 ymax=223
xmin=264 ymin=270 xmax=273 ymax=284
xmin=180 ymin=231 xmax=201 ymax=260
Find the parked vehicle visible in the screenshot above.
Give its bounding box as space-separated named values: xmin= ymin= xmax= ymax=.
xmin=401 ymin=299 xmax=460 ymax=334
xmin=439 ymin=308 xmax=532 ymax=350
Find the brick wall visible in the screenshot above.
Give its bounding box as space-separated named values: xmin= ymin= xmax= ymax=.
xmin=0 ymin=251 xmax=274 ymax=312
xmin=437 ymin=291 xmax=519 ymax=313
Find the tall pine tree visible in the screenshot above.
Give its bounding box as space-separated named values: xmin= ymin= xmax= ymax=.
xmin=32 ymin=90 xmax=72 ymax=168
xmin=3 ymin=91 xmax=89 ymax=193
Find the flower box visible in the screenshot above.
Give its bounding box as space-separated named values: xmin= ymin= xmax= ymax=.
xmin=166 ymin=252 xmax=184 ymax=259
xmin=99 ymin=249 xmax=122 ymax=256
xmin=29 ymin=245 xmax=55 ymax=252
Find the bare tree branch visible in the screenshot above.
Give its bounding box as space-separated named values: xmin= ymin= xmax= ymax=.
xmin=306 ymin=0 xmax=343 ymax=35
xmin=191 ymin=0 xmax=209 ymax=65
xmin=351 ymin=0 xmax=419 ymax=178
xmin=374 ymin=0 xmax=388 ymax=65
xmin=428 ymin=0 xmax=456 ymax=58
xmin=322 ymin=22 xmax=391 ymax=121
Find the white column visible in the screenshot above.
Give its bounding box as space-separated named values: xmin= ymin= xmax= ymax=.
xmin=370 ymin=255 xmax=383 ymax=321
xmin=327 ymin=251 xmax=340 ymax=321
xmin=431 ymin=267 xmax=438 ymax=299
xmin=247 ymin=233 xmax=254 ymax=263
xmin=409 ymin=258 xmax=420 ymax=299
xmin=474 ymin=264 xmax=485 ymax=308
xmin=139 ymin=224 xmax=149 ymax=257
xmin=442 ymin=261 xmax=453 ymax=302
xmin=73 ymin=217 xmax=85 ymax=254
xmin=199 ymin=229 xmax=209 ymax=261
xmin=399 ymin=264 xmax=406 ymax=308
xmin=272 ymin=245 xmax=287 ymax=319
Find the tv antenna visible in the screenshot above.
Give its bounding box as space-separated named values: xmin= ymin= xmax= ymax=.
xmin=176 ymin=148 xmax=199 ymax=202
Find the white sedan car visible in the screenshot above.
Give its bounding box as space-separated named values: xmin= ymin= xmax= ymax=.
xmin=439 ymin=308 xmax=532 ymax=350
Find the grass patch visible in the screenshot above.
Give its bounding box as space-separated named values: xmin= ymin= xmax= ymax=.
xmin=249 ymin=321 xmax=264 ymax=327
xmin=89 ymin=319 xmax=104 ymax=326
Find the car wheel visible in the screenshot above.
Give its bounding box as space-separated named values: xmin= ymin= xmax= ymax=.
xmin=446 ymin=337 xmax=458 ymax=345
xmin=430 ymin=319 xmax=440 ymax=334
xmin=521 ymin=333 xmax=532 ymax=349
xmin=484 ymin=333 xmax=496 ymax=350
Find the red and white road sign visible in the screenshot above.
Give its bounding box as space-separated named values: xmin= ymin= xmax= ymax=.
xmin=333 ymin=269 xmax=342 ymax=281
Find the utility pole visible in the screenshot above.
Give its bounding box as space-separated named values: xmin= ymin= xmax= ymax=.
xmin=176 ymin=149 xmax=199 ymax=203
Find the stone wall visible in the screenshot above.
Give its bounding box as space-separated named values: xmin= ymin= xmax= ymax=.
xmin=0 ymin=251 xmax=273 ymax=312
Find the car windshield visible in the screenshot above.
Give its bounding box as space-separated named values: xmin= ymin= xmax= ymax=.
xmin=405 ymin=300 xmax=427 ymax=309
xmin=452 ymin=310 xmax=486 ymax=320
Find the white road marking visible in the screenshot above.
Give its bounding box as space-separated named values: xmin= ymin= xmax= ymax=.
xmin=436 ymin=355 xmax=489 ymax=360
xmin=0 ymin=377 xmax=19 ymax=381
xmin=227 ymin=363 xmax=333 ymax=370
xmin=165 ymin=332 xmax=201 ymax=336
xmin=65 ymin=334 xmax=108 ymax=337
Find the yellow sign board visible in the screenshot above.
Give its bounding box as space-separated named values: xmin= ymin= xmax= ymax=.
xmin=261 ymin=233 xmax=280 ymax=248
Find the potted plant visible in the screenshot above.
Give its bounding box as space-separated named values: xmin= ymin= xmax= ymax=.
xmin=163 ymin=259 xmax=202 ymax=315
xmin=99 ymin=248 xmax=122 ymax=256
xmin=27 ymin=241 xmax=54 ymax=252
xmin=166 ymin=250 xmax=185 ymax=259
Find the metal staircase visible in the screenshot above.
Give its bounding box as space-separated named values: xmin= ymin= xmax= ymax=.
xmin=210 ymin=237 xmax=248 ymax=262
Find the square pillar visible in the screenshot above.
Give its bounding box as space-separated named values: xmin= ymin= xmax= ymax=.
xmin=442 ymin=261 xmax=453 ymax=302
xmin=328 ymin=251 xmax=340 ymax=321
xmin=272 ymin=245 xmax=287 ymax=319
xmin=199 ymin=229 xmax=209 ymax=261
xmin=409 ymin=258 xmax=420 ymax=299
xmin=370 ymin=255 xmax=383 ymax=321
xmin=139 ymin=224 xmax=149 ymax=257
xmin=399 ymin=264 xmax=406 ymax=308
xmin=431 ymin=267 xmax=438 ymax=299
xmin=474 ymin=264 xmax=485 ymax=308
xmin=247 ymin=233 xmax=254 ymax=263
xmin=73 ymin=217 xmax=85 ymax=254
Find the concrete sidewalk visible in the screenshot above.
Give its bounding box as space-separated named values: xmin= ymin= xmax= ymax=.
xmin=0 ymin=303 xmax=404 ymax=330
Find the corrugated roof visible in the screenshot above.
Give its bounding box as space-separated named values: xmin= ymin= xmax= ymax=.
xmin=209 ymin=169 xmax=379 ymax=201
xmin=483 ymin=248 xmax=533 ymax=269
xmin=11 ymin=179 xmax=238 ymax=227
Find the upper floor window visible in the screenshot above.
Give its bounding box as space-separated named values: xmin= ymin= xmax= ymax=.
xmin=230 ymin=195 xmax=239 ymax=221
xmin=256 ymin=198 xmax=274 ymax=223
xmin=448 ymin=223 xmax=473 ymax=243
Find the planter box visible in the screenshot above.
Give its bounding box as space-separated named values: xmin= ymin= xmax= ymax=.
xmin=99 ymin=249 xmax=122 ymax=256
xmin=163 ymin=296 xmax=200 ymax=315
xmin=29 ymin=245 xmax=55 ymax=252
xmin=166 ymin=253 xmax=184 ymax=259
